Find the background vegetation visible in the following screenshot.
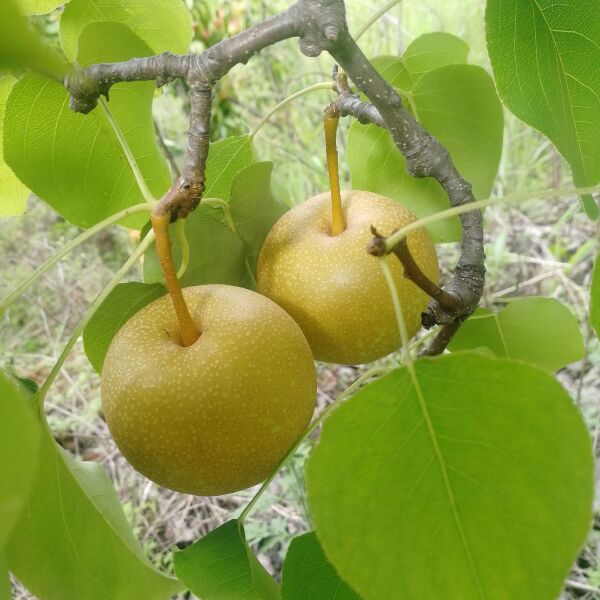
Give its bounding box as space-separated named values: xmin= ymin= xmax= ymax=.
xmin=1 ymin=0 xmax=598 ymax=598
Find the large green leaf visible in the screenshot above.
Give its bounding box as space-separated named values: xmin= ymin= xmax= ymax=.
xmin=592 ymin=255 xmax=600 ymax=339
xmin=174 ymin=520 xmax=279 ymax=600
xmin=307 ymin=353 xmax=593 ymax=600
xmin=4 ymin=22 xmax=171 ymax=228
xmin=281 ymin=532 xmax=361 ymax=600
xmin=8 ymin=423 xmax=182 ymax=599
xmin=0 ymin=374 xmax=39 ymax=551
xmin=486 ymin=0 xmax=600 ymax=219
xmin=229 ymin=162 xmax=288 ymax=271
xmin=449 ymin=297 xmax=584 ymax=372
xmin=349 ymin=60 xmax=503 ymax=243
xmin=0 ymin=77 xmax=29 ymax=217
xmin=59 ymin=0 xmax=192 ymax=62
xmin=0 ymin=0 xmax=68 ymax=78
xmin=17 ymin=0 xmax=69 ymax=15
xmin=83 ymin=282 xmax=166 ymax=373
xmin=144 ymin=136 xmax=255 ymax=287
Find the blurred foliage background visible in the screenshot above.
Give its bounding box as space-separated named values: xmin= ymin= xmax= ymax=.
xmin=1 ymin=1 xmax=599 ymax=598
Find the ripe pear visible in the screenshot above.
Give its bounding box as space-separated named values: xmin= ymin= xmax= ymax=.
xmin=257 ymin=190 xmax=439 ymax=364
xmin=101 ymin=284 xmax=316 ymax=496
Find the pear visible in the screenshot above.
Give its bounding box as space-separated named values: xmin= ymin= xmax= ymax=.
xmin=257 ymin=190 xmax=438 ymax=364
xmin=101 ymin=284 xmax=316 ymax=496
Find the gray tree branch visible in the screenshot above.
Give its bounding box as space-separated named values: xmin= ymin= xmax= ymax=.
xmin=64 ymin=0 xmax=485 ymax=355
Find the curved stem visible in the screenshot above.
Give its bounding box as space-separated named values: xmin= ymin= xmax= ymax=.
xmin=250 ymin=82 xmax=333 ymax=138
xmin=36 ymin=231 xmax=155 ymax=410
xmin=151 ymin=214 xmax=200 ymax=346
xmin=324 ymin=112 xmax=345 ymax=236
xmin=0 ymin=203 xmax=155 ymax=314
xmin=175 ymin=218 xmax=190 ymax=280
xmin=379 ymin=256 xmax=412 ymax=365
xmin=354 ymin=0 xmax=403 ymax=42
xmin=99 ymin=98 xmax=156 ymax=204
xmin=384 ymin=184 xmax=600 ymax=253
xmin=239 ymin=365 xmax=389 ymax=524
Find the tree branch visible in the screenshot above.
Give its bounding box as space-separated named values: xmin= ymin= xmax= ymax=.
xmin=63 ymin=0 xmax=485 ymax=354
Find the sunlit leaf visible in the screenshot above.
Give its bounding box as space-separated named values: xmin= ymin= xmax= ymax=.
xmin=7 ymin=423 xmax=183 ymax=599
xmin=281 ymin=532 xmax=361 ymax=600
xmin=17 ymin=0 xmax=69 ymax=15
xmin=60 ymin=0 xmax=192 ymax=61
xmin=449 ymin=297 xmax=584 ymax=372
xmin=83 ymin=282 xmax=166 ymax=373
xmin=403 ymin=32 xmax=469 ymax=81
xmin=0 ymin=77 xmax=29 ymax=217
xmin=0 ymin=0 xmax=68 ymax=78
xmin=486 ymin=0 xmax=600 ymax=218
xmin=4 ymin=23 xmax=171 ymax=228
xmin=307 ymin=354 xmax=593 ymax=600
xmin=174 ymin=520 xmax=279 ymax=600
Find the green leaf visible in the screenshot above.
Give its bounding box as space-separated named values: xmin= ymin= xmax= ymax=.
xmin=486 ymin=0 xmax=600 ymax=219
xmin=17 ymin=0 xmax=69 ymax=15
xmin=281 ymin=532 xmax=361 ymax=600
xmin=60 ymin=0 xmax=192 ymax=62
xmin=4 ymin=22 xmax=171 ymax=228
xmin=0 ymin=0 xmax=68 ymax=78
xmin=0 ymin=373 xmax=39 ymax=552
xmin=229 ymin=162 xmax=288 ymax=272
xmin=448 ymin=297 xmax=584 ymax=372
xmin=0 ymin=76 xmax=29 ymax=217
xmin=307 ymin=354 xmax=593 ymax=600
xmin=144 ymin=136 xmax=255 ymax=287
xmin=348 ymin=64 xmax=503 ymax=243
xmin=7 ymin=423 xmax=183 ymax=600
xmin=592 ymin=255 xmax=600 ymax=339
xmin=83 ymin=282 xmax=166 ymax=373
xmin=174 ymin=520 xmax=279 ymax=600
xmin=205 ymin=135 xmax=255 ymax=200
xmin=403 ymin=32 xmax=469 ymax=81
xmin=143 ymin=205 xmax=248 ymax=287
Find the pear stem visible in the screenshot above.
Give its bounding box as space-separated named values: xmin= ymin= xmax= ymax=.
xmin=324 ymin=110 xmax=345 ymax=236
xmin=151 ymin=213 xmax=200 ymax=347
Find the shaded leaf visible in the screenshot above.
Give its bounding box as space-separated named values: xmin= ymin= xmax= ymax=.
xmin=59 ymin=0 xmax=192 ymax=62
xmin=0 ymin=373 xmax=39 ymax=551
xmin=0 ymin=0 xmax=68 ymax=78
xmin=449 ymin=297 xmax=584 ymax=372
xmin=307 ymin=354 xmax=593 ymax=600
xmin=0 ymin=77 xmax=29 ymax=217
xmin=592 ymin=255 xmax=600 ymax=339
xmin=229 ymin=162 xmax=288 ymax=271
xmin=143 ymin=205 xmax=247 ymax=287
xmin=281 ymin=532 xmax=361 ymax=600
xmin=4 ymin=22 xmax=171 ymax=228
xmin=7 ymin=422 xmax=182 ymax=599
xmin=174 ymin=520 xmax=279 ymax=600
xmin=83 ymin=282 xmax=166 ymax=373
xmin=144 ymin=136 xmax=255 ymax=287
xmin=349 ymin=64 xmax=503 ymax=242
xmin=486 ymin=0 xmax=600 ymax=218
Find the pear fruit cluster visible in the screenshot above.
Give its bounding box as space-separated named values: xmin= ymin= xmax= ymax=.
xmin=101 ymin=189 xmax=437 ymax=496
